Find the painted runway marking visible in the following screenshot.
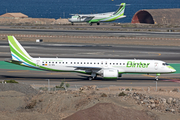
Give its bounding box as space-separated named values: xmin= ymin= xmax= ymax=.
xmin=143 ymin=75 xmax=180 ymax=81
xmin=7 ymin=71 xmax=28 ymax=73
xmin=162 ymin=79 xmax=180 ymax=83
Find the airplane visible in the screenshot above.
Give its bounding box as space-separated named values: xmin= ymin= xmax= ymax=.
xmin=7 ymin=36 xmax=176 ymax=81
xmin=68 ymin=3 xmax=126 ymax=26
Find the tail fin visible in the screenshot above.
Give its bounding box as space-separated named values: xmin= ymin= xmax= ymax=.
xmin=8 ymin=36 xmax=32 ymax=62
xmin=113 ymin=3 xmax=126 ymax=16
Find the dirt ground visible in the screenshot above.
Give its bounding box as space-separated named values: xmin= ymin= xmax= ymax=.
xmin=0 ymin=84 xmax=180 ymax=120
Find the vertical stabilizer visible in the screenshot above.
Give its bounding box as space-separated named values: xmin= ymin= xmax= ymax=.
xmin=113 ymin=3 xmax=126 ymax=16
xmin=8 ymin=36 xmax=32 ymax=62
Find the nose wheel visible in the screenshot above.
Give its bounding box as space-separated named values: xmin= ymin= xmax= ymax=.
xmin=155 ymin=73 xmax=160 ymax=81
xmin=155 ymin=76 xmax=158 ymax=81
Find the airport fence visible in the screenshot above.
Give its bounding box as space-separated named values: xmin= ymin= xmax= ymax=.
xmin=28 ymin=83 xmax=180 ymax=93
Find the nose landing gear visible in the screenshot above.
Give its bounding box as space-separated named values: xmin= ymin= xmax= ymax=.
xmin=155 ymin=76 xmax=159 ymax=81
xmin=155 ymin=73 xmax=160 ymax=81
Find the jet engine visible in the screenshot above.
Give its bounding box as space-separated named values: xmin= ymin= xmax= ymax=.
xmin=102 ymin=69 xmax=119 ymax=79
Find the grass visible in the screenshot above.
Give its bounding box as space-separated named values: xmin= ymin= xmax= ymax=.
xmin=1 ymin=80 xmax=18 ymax=83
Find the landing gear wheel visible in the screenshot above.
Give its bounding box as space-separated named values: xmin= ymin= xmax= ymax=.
xmin=89 ymin=23 xmax=92 ymax=26
xmin=88 ymin=77 xmax=93 ymax=81
xmin=155 ymin=76 xmax=159 ymax=81
xmin=97 ymin=22 xmax=100 ymax=25
xmin=71 ymin=22 xmax=74 ymax=25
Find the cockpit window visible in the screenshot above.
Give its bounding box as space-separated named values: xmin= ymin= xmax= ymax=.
xmin=162 ymin=63 xmax=169 ymax=66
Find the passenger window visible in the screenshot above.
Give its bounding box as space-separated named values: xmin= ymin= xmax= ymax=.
xmin=66 ymin=62 xmax=68 ymax=64
xmin=120 ymin=63 xmax=121 ymax=65
xmin=116 ymin=63 xmax=118 ymax=65
xmin=123 ymin=63 xmax=125 ymax=65
xmin=74 ymin=62 xmax=76 ymax=64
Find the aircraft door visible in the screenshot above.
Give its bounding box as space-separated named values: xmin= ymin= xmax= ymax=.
xmin=77 ymin=16 xmax=81 ymax=21
xmin=36 ymin=60 xmax=41 ymax=67
xmin=154 ymin=62 xmax=158 ymax=70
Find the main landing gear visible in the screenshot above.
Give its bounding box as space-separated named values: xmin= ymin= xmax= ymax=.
xmin=88 ymin=73 xmax=97 ymax=81
xmin=89 ymin=22 xmax=92 ymax=26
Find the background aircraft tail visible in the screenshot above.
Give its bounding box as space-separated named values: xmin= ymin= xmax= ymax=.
xmin=113 ymin=3 xmax=126 ymax=16
xmin=8 ymin=36 xmax=33 ymax=63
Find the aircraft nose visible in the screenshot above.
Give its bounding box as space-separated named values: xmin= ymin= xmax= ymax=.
xmin=171 ymin=69 xmax=176 ymax=73
xmin=68 ymin=19 xmax=72 ymax=22
xmin=169 ymin=66 xmax=176 ymax=73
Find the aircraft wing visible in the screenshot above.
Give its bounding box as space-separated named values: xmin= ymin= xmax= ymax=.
xmin=73 ymin=66 xmax=102 ymax=71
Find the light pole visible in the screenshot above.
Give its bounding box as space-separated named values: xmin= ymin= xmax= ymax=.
xmin=46 ymin=79 xmax=50 ymax=91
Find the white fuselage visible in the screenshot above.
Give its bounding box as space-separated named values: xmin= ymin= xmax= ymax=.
xmin=69 ymin=12 xmax=114 ymax=23
xmin=31 ymin=58 xmax=175 ymax=74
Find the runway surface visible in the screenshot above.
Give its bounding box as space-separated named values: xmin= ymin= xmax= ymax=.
xmin=0 ymin=41 xmax=179 ymax=86
xmin=0 ymin=69 xmax=180 ymax=87
xmin=1 ymin=28 xmax=180 ymax=38
xmin=1 ymin=41 xmax=180 ymax=61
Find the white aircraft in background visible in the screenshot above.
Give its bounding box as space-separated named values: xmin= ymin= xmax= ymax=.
xmin=68 ymin=3 xmax=126 ymax=26
xmin=7 ymin=36 xmax=176 ymax=80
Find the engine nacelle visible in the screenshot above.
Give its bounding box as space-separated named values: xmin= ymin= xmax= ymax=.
xmin=102 ymin=69 xmax=119 ymax=79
